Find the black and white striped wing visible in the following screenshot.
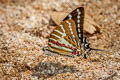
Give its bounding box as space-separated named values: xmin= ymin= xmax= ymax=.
xmin=63 ymin=7 xmax=84 ymax=43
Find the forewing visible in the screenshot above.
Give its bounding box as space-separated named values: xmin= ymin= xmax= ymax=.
xmin=63 ymin=7 xmax=84 ymax=43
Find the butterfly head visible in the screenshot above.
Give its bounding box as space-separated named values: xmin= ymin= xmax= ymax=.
xmin=75 ymin=37 xmax=104 ymax=58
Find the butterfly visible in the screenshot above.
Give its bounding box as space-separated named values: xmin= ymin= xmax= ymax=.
xmin=43 ymin=7 xmax=103 ymax=58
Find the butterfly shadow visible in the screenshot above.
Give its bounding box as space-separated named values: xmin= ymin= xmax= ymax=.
xmin=32 ymin=61 xmax=78 ymax=79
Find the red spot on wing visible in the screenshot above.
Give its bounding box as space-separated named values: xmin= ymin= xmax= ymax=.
xmin=67 ymin=45 xmax=71 ymax=48
xmin=72 ymin=48 xmax=76 ymax=51
xmin=73 ymin=51 xmax=79 ymax=55
xmin=61 ymin=44 xmax=65 ymax=47
xmin=56 ymin=42 xmax=60 ymax=45
xmin=73 ymin=52 xmax=76 ymax=55
xmin=52 ymin=41 xmax=75 ymax=52
xmin=53 ymin=41 xmax=57 ymax=44
xmin=76 ymin=51 xmax=79 ymax=54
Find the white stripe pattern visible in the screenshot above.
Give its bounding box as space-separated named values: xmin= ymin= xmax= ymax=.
xmin=66 ymin=21 xmax=73 ymax=35
xmin=51 ymin=34 xmax=61 ymax=39
xmin=78 ymin=29 xmax=80 ymax=32
xmin=68 ymin=14 xmax=72 ymax=19
xmin=77 ymin=9 xmax=81 ymax=39
xmin=66 ymin=21 xmax=76 ymax=42
xmin=54 ymin=30 xmax=66 ymax=36
xmin=77 ymin=15 xmax=80 ymax=19
xmin=60 ymin=24 xmax=66 ymax=36
xmin=78 ymin=12 xmax=81 ymax=15
xmin=49 ymin=38 xmax=57 ymax=41
xmin=78 ymin=23 xmax=80 ymax=26
xmin=79 ymin=34 xmax=81 ymax=37
xmin=77 ymin=20 xmax=80 ymax=23
xmin=60 ymin=25 xmax=65 ymax=33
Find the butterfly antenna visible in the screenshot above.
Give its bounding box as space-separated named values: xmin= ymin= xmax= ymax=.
xmin=90 ymin=48 xmax=108 ymax=52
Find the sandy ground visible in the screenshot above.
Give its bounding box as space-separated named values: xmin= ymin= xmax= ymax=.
xmin=0 ymin=0 xmax=120 ymax=80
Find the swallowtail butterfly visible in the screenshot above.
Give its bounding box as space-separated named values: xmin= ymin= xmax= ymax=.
xmin=43 ymin=7 xmax=103 ymax=58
